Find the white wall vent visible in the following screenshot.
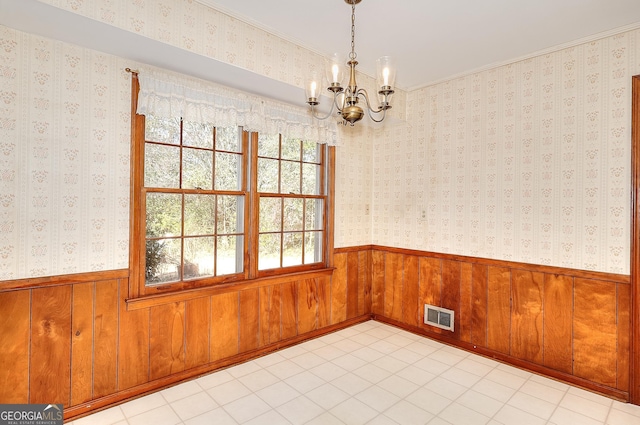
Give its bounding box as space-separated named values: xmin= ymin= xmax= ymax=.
xmin=424 ymin=304 xmax=455 ymax=332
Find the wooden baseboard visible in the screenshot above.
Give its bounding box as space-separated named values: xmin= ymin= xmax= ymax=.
xmin=373 ymin=314 xmax=630 ymax=402
xmin=64 ymin=314 xmax=370 ymax=421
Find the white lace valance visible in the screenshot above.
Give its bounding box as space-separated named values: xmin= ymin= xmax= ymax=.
xmin=136 ymin=69 xmax=339 ymax=146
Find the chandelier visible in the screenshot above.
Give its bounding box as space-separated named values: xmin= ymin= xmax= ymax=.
xmin=305 ymin=0 xmax=396 ymax=126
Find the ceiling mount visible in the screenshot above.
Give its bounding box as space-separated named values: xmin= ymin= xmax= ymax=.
xmin=344 ymin=0 xmax=362 ymax=5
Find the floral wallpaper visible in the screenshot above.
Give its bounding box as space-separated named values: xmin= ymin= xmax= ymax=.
xmin=370 ymin=29 xmax=640 ymax=274
xmin=0 ymin=25 xmax=130 ymax=279
xmin=2 ymin=0 xmax=639 ymax=278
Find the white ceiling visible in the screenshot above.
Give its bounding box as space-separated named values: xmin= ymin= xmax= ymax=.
xmin=3 ymin=0 xmax=640 ymax=105
xmin=198 ymin=0 xmax=640 ymax=90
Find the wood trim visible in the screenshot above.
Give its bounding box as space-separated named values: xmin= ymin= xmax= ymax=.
xmin=370 ymin=245 xmax=630 ymax=284
xmin=334 ymin=245 xmax=374 ymax=254
xmin=631 ymin=74 xmax=640 ymax=404
xmin=0 ymin=269 xmax=129 ymax=292
xmin=249 ymin=132 xmax=260 ymax=278
xmin=126 ymin=267 xmax=335 ymax=310
xmin=128 ymin=74 xmax=143 ymax=299
xmin=374 ymin=315 xmax=630 ymax=402
xmin=64 ymin=314 xmax=370 ymax=421
xmin=326 ymin=146 xmax=336 ymax=268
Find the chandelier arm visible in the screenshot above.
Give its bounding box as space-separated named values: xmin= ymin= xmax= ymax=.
xmin=357 ymin=88 xmax=385 ymax=114
xmin=310 ymin=102 xmax=337 ymax=121
xmin=356 ymin=89 xmax=388 ymax=123
xmin=365 ymin=106 xmax=388 ymax=123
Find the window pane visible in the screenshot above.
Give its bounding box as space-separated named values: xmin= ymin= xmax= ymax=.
xmin=145 ymin=238 xmax=181 ymax=285
xmin=305 ymin=199 xmax=323 ymax=230
xmin=215 ymin=152 xmax=242 ymax=191
xmin=259 ymin=197 xmax=281 ymax=232
xmin=183 ymin=121 xmax=213 ymax=148
xmin=183 ymin=147 xmax=213 ymax=190
xmin=304 ymin=231 xmax=323 ymax=264
xmin=184 ymin=236 xmax=214 ymax=279
xmin=217 ymin=195 xmax=241 ymax=234
xmin=283 ymin=198 xmax=303 ymax=231
xmin=283 ymin=232 xmax=303 ymax=267
xmin=281 ymin=137 xmax=300 ymax=161
xmin=145 ymin=144 xmax=180 ymax=188
xmin=281 ymin=161 xmax=300 ymax=194
xmin=302 ymin=140 xmax=319 ymax=163
xmin=184 ymin=194 xmax=215 ymax=236
xmin=257 ymin=158 xmax=279 ymax=193
xmin=146 ymin=193 xmax=182 ymax=238
xmin=302 ymin=163 xmax=320 ymax=195
xmin=258 ymin=134 xmax=279 ymax=158
xmin=217 ymin=235 xmax=242 ymax=275
xmin=145 ymin=115 xmax=180 ymax=145
xmin=259 ymin=233 xmax=281 ymax=270
xmin=216 ymin=127 xmax=242 ymax=152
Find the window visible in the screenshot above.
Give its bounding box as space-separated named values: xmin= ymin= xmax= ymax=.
xmin=142 ymin=117 xmax=246 ymax=289
xmin=253 ymin=134 xmax=326 ymax=274
xmin=129 ymin=78 xmax=333 ymax=297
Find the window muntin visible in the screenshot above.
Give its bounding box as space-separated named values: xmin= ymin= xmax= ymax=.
xmin=255 ymin=134 xmax=325 ymax=271
xmin=142 ymin=116 xmax=245 ymax=287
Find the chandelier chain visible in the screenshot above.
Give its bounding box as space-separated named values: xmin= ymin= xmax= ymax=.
xmin=349 ymin=2 xmax=357 ymax=60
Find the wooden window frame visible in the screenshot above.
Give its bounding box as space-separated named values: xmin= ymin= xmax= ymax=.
xmin=128 ymin=74 xmax=335 ymax=301
xmin=249 ymin=133 xmax=329 ymax=278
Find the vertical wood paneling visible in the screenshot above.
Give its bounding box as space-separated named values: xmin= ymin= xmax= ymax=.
xmin=0 ymin=251 xmax=631 ymax=413
xmin=459 ymin=263 xmax=473 ymax=343
xmin=185 ymin=297 xmax=210 ymax=369
xmin=487 ymin=267 xmax=511 ymax=355
xmin=331 ymin=254 xmax=348 ymax=324
xmin=384 ymin=252 xmax=403 ymax=321
xmin=259 ymin=285 xmax=281 ymax=345
xmin=71 ymin=283 xmax=94 ymax=405
xmin=359 ymin=250 xmax=372 ymax=315
xmin=419 ymin=257 xmax=442 ymax=332
xmin=402 ymin=255 xmax=419 ymax=327
xmin=346 ymin=252 xmax=359 ymax=319
xmin=574 ymin=278 xmax=617 ymax=387
xmin=471 ymin=264 xmax=488 ymax=346
xmin=298 ymin=279 xmax=318 ymax=334
xmin=543 ymin=274 xmax=573 ymax=373
xmin=371 ymin=250 xmax=385 ymax=315
xmin=281 ymin=281 xmax=298 ymax=339
xmin=0 ymin=290 xmax=31 ymax=403
xmin=149 ymin=302 xmax=185 ymax=380
xmin=30 ymin=286 xmax=72 ymax=406
xmin=441 ymin=260 xmax=461 ymax=340
xmin=617 ymin=283 xmax=631 ymax=391
xmin=93 ymin=279 xmax=118 ymax=398
xmin=317 ymin=277 xmax=331 ymax=328
xmin=118 ymin=279 xmax=149 ymax=390
xmin=210 ymin=292 xmax=239 ymax=361
xmin=511 ymin=270 xmax=543 ymax=364
xmin=239 ymin=289 xmax=259 ymax=353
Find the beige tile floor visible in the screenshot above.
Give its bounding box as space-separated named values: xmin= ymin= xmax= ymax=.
xmin=68 ymin=321 xmax=640 ymax=425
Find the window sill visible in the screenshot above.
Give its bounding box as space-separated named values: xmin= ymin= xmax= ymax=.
xmin=126 ymin=267 xmax=335 ymax=310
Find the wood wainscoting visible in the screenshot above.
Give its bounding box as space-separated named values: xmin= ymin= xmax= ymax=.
xmin=0 ymin=246 xmax=633 ymax=417
xmin=0 ymin=264 xmax=370 ymax=421
xmin=352 ymin=245 xmax=631 ymax=401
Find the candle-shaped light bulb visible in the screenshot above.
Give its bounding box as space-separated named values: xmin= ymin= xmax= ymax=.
xmin=332 ymin=64 xmax=339 ymax=84
xmin=310 ymin=81 xmax=318 ymax=98
xmin=383 ymin=67 xmax=389 ymax=87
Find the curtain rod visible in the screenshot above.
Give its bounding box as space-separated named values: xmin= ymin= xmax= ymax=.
xmin=125 ymin=67 xmax=139 ymax=74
